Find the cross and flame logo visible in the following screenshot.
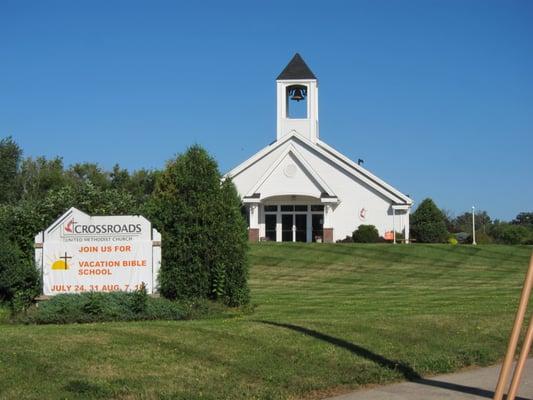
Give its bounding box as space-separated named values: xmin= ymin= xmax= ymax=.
xmin=64 ymin=218 xmax=76 ymax=233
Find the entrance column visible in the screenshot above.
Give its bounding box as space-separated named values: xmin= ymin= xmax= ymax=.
xmin=276 ymin=212 xmax=282 ymax=242
xmin=392 ymin=207 xmax=396 ymax=244
xmin=405 ymin=211 xmax=410 ymax=244
xmin=323 ymin=204 xmax=334 ymax=243
xmin=306 ymin=212 xmax=312 ymax=243
xmin=392 ymin=205 xmax=410 ymax=244
xmin=248 ymin=202 xmax=260 ymax=242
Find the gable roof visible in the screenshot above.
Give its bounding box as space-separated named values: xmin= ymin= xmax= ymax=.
xmin=276 ymin=53 xmax=317 ymax=80
xmin=245 ymin=144 xmax=336 ymax=200
xmin=225 ymin=132 xmax=413 ymax=206
xmin=315 ymin=139 xmax=413 ymax=205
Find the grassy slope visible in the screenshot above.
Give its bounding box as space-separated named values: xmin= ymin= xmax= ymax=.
xmin=1 ymin=244 xmax=532 ymax=400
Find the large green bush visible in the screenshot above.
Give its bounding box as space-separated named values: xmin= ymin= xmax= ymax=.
xmin=0 ymin=236 xmax=40 ymax=304
xmin=352 ymin=225 xmax=380 ymax=243
xmin=213 ymin=179 xmax=250 ymax=306
xmin=149 ymin=145 xmax=249 ymax=306
xmin=489 ymin=223 xmax=533 ymax=245
xmin=411 ymin=198 xmax=449 ymax=243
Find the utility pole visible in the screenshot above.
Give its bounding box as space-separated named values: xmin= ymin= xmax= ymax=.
xmin=472 ymin=206 xmax=477 ymax=245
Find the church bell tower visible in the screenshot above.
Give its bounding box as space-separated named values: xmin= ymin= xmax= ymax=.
xmin=276 ymin=53 xmax=319 ymax=143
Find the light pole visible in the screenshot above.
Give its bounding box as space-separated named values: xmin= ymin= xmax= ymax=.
xmin=472 ymin=206 xmax=477 ymax=245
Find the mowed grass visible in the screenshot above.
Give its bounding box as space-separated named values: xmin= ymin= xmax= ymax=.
xmin=1 ymin=244 xmax=532 ymax=400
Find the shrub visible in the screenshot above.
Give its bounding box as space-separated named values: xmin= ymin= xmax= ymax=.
xmin=336 ymin=235 xmax=354 ymax=243
xmin=83 ymin=292 xmax=113 ymax=316
xmin=10 ymin=289 xmax=37 ymax=313
xmin=214 ymin=179 xmax=250 ymax=306
xmin=489 ymin=223 xmax=532 ymax=245
xmin=0 ymin=203 xmax=43 ymax=268
xmin=149 ymin=146 xmax=249 ymax=306
xmin=468 ymin=231 xmax=493 ymax=244
xmin=130 ymin=282 xmax=148 ymax=314
xmin=352 ymin=225 xmax=380 ymax=243
xmin=34 ymin=293 xmax=93 ymax=324
xmin=411 ymin=198 xmax=449 ymax=243
xmin=455 ymin=232 xmax=470 ymax=244
xmin=0 ymin=236 xmax=40 ymax=304
xmin=13 ymin=291 xmax=190 ymax=324
xmin=149 ymin=146 xmax=219 ymax=301
xmin=448 ymin=237 xmax=458 ymax=245
xmin=145 ymin=297 xmax=187 ymax=321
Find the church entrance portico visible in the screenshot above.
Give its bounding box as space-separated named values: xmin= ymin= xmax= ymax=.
xmin=245 ymin=195 xmax=333 ymax=243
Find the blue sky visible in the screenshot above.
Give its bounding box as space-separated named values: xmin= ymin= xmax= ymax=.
xmin=1 ymin=0 xmax=532 ymax=220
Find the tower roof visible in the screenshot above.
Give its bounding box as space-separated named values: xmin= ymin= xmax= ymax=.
xmin=276 ymin=53 xmax=317 ymax=80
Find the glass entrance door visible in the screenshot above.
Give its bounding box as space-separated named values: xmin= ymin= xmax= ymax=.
xmin=312 ymin=214 xmax=323 ymax=242
xmin=263 ymin=204 xmax=323 ymax=243
xmin=265 ymin=214 xmax=277 ymax=241
xmin=281 ymin=214 xmax=293 ymax=242
xmin=295 ymin=214 xmax=307 ymax=242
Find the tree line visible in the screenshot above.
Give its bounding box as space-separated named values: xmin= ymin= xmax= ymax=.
xmin=411 ymin=198 xmax=533 ymax=244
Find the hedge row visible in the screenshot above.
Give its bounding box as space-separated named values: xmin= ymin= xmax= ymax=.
xmin=11 ymin=290 xmax=213 ymax=325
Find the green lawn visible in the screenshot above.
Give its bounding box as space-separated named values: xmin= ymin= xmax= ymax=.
xmin=1 ymin=244 xmax=532 ymax=400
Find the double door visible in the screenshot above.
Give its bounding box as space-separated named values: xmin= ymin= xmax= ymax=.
xmin=282 ymin=214 xmax=307 ymax=242
xmin=264 ymin=207 xmax=324 ymax=243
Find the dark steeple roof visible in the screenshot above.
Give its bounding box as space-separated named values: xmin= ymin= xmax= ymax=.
xmin=276 ymin=53 xmax=317 ymax=80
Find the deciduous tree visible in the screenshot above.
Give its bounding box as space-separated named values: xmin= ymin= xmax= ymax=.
xmin=0 ymin=136 xmax=22 ymax=204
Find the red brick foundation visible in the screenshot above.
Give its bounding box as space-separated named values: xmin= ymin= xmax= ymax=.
xmin=248 ymin=228 xmax=259 ymax=242
xmin=323 ymin=228 xmax=334 ymax=243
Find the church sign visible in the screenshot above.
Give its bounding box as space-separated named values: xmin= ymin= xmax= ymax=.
xmin=35 ymin=207 xmax=161 ymax=296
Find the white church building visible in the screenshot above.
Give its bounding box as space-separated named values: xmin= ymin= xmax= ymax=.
xmin=226 ymin=54 xmax=413 ymax=243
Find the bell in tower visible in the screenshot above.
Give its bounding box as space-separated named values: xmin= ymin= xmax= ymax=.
xmin=288 ymin=85 xmax=307 ymax=102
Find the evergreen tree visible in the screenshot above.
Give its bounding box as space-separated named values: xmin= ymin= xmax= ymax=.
xmin=411 ymin=198 xmax=449 ymax=243
xmin=149 ymin=145 xmax=249 ymax=305
xmin=215 ymin=178 xmax=250 ymax=306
